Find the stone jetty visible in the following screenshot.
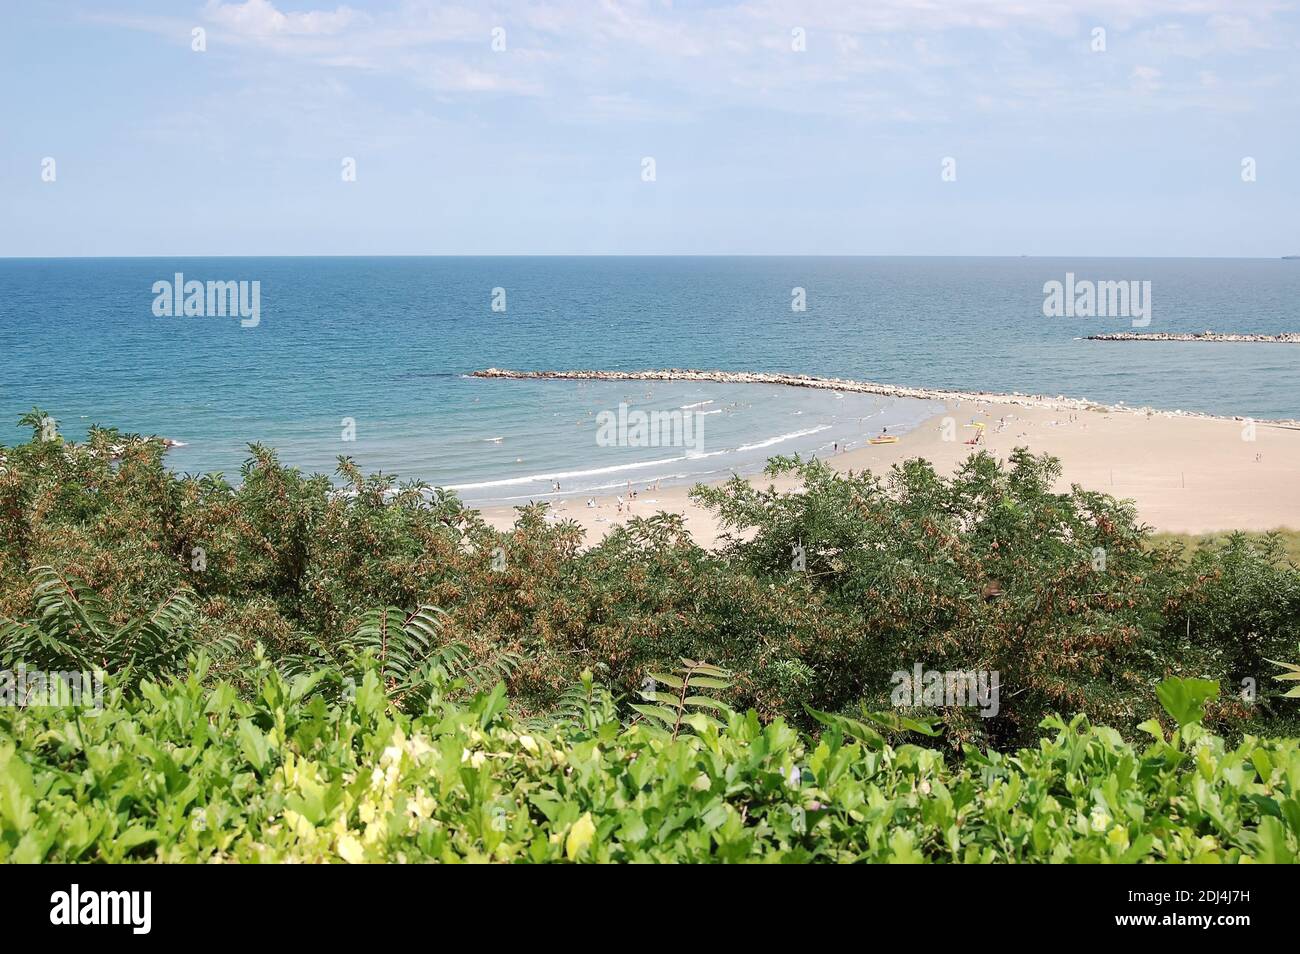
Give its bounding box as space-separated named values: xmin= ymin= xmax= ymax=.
xmin=1085 ymin=332 xmax=1300 ymax=344
xmin=472 ymin=367 xmax=1300 ymax=427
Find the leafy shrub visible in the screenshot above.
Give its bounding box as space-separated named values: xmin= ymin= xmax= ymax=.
xmin=631 ymin=658 xmax=733 ymax=738
xmin=2 ymin=422 xmax=1299 ymax=748
xmin=1 ymin=666 xmax=1296 ymax=863
xmin=0 ymin=566 xmax=217 ymax=682
xmin=693 ymin=451 xmax=1300 ymax=745
xmin=283 ymin=604 xmax=520 ymax=713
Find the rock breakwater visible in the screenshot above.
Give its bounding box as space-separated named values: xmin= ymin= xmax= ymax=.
xmin=472 ymin=367 xmax=1300 ymax=427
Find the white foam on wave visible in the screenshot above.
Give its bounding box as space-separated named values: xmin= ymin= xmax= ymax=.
xmin=449 ymin=423 xmax=835 ymax=494
xmin=679 ymin=400 xmax=714 ymax=410
xmin=735 ymin=424 xmax=831 ymax=452
xmin=446 ymin=455 xmax=691 ymax=491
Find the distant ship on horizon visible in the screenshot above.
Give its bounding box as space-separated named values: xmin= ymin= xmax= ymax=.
xmin=1283 ymin=254 xmax=1300 ymax=260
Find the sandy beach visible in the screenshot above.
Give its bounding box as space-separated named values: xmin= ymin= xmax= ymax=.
xmin=479 ymin=389 xmax=1300 ymax=548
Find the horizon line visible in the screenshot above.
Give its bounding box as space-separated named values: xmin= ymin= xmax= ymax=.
xmin=3 ymin=253 xmax=1298 ymax=261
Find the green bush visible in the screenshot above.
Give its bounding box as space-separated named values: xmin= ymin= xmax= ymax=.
xmin=1 ymin=665 xmax=1296 ymax=863
xmin=2 ymin=421 xmax=1299 ymax=748
xmin=695 ymin=452 xmax=1300 ymax=744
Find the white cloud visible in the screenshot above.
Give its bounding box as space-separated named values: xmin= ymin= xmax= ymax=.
xmin=93 ymin=0 xmax=1300 ymax=122
xmin=1132 ymin=64 xmax=1163 ymax=91
xmin=203 ymin=0 xmax=362 ymax=37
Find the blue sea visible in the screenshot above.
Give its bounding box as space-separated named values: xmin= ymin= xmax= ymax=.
xmin=1 ymin=257 xmax=1297 ymax=504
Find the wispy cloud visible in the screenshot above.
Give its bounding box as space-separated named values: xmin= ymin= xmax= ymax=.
xmin=151 ymin=0 xmax=1296 ymax=123
xmin=203 ymin=0 xmax=361 ymax=37
xmin=12 ymin=0 xmax=1298 ymax=255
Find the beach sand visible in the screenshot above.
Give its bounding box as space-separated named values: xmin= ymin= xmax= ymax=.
xmin=479 ymin=400 xmax=1300 ymax=548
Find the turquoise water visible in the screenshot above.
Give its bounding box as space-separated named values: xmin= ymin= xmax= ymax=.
xmin=1 ymin=257 xmax=1297 ymax=501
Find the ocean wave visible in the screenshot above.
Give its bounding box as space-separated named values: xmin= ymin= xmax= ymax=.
xmin=446 ymin=455 xmax=691 ymax=491
xmin=679 ymin=400 xmax=714 ymax=410
xmin=735 ymin=424 xmax=831 ymax=452
xmin=449 ymin=424 xmax=836 ymax=493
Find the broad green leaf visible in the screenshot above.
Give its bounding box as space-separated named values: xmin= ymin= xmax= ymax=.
xmin=1156 ymin=677 xmax=1219 ymax=728
xmin=565 ymin=812 xmax=596 ymax=861
xmin=683 ymin=695 xmax=732 ymax=712
xmin=646 ymin=672 xmax=684 ymax=690
xmin=1255 ymin=816 xmax=1294 ymax=864
xmin=237 ymin=719 xmax=270 ymax=772
xmin=630 ymin=703 xmax=678 ymax=726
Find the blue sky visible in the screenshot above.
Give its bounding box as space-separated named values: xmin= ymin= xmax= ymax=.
xmin=2 ymin=0 xmax=1298 ymax=256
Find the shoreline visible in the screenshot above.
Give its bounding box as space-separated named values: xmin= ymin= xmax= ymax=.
xmin=474 ymin=369 xmax=1300 ymax=546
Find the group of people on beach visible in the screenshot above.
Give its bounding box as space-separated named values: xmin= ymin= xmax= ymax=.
xmin=616 ymin=480 xmax=646 ymax=513
xmin=564 ymin=478 xmax=662 ymax=515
